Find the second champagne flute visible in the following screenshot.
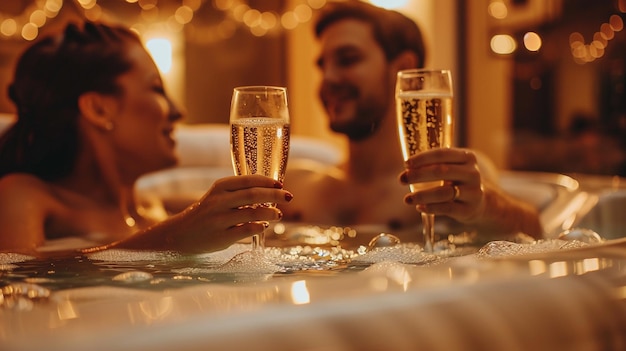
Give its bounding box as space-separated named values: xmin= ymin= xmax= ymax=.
xmin=229 ymin=86 xmax=291 ymax=251
xmin=395 ymin=69 xmax=454 ymax=252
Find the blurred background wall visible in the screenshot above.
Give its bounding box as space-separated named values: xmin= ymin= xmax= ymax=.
xmin=0 ymin=0 xmax=624 ymax=175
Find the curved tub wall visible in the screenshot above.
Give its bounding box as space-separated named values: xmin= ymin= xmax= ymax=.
xmin=0 ymin=115 xmax=342 ymax=168
xmin=174 ymin=123 xmax=342 ymax=168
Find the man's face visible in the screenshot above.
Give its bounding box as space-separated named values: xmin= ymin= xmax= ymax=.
xmin=316 ymin=19 xmax=394 ymax=141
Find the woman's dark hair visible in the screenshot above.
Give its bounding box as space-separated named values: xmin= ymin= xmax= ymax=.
xmin=0 ymin=21 xmax=141 ymax=180
xmin=314 ymin=1 xmax=426 ymax=68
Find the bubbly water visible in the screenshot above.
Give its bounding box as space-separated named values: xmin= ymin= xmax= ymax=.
xmin=0 ymin=228 xmax=600 ymax=311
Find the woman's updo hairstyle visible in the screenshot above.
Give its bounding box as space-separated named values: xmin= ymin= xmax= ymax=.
xmin=0 ymin=21 xmax=141 ymax=180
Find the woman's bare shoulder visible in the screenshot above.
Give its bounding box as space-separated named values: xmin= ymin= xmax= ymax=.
xmin=0 ymin=173 xmax=49 ymax=193
xmin=0 ymin=173 xmax=54 ymax=209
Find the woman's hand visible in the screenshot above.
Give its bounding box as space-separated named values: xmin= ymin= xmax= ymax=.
xmin=399 ymin=148 xmax=486 ymax=223
xmin=103 ymin=174 xmax=293 ymax=253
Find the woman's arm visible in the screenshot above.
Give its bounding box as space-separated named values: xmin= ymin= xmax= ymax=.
xmin=0 ymin=174 xmax=49 ymax=254
xmin=87 ymin=175 xmax=293 ymax=253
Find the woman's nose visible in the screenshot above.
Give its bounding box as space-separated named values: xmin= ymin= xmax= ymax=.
xmin=167 ymin=97 xmax=183 ymax=122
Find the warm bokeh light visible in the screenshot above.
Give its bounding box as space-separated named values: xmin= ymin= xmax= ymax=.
xmin=281 ymin=11 xmax=299 ymax=30
xmin=569 ymin=32 xmax=584 ymax=45
xmin=370 ymin=0 xmax=409 ymax=9
xmin=308 ymin=0 xmax=326 ymax=9
xmin=78 ymin=0 xmax=97 ymax=9
xmin=523 ymin=32 xmax=542 ymax=51
xmin=290 ymin=280 xmax=310 ymax=305
xmin=488 ymin=1 xmax=508 ymax=19
xmin=174 ymin=6 xmax=194 ymax=24
xmin=530 ymin=77 xmax=542 ymax=90
xmin=183 ymin=0 xmax=202 ymax=11
xmin=294 ymin=4 xmax=313 ymax=22
xmin=84 ymin=4 xmax=103 ymax=21
xmin=21 ymin=23 xmax=38 ymax=41
xmin=568 ymin=14 xmax=623 ymax=64
xmin=1 ymin=0 xmax=323 ymax=41
xmin=139 ymin=0 xmax=157 ymax=11
xmin=260 ymin=11 xmax=277 ymax=30
xmin=30 ymin=10 xmax=48 ymax=27
xmin=1 ymin=19 xmax=17 ymax=37
xmin=146 ymin=38 xmax=173 ymax=73
xmin=595 ymin=32 xmax=608 ymax=48
xmin=610 ymin=14 xmax=624 ymax=31
xmin=490 ymin=34 xmax=516 ymax=54
xmin=600 ymin=23 xmax=614 ymax=40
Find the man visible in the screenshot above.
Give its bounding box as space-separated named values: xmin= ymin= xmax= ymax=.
xmin=279 ymin=1 xmax=541 ymax=244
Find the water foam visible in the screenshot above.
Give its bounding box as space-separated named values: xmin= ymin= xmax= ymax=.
xmin=87 ymin=249 xmax=180 ymax=262
xmin=476 ymin=239 xmax=590 ymax=258
xmin=353 ymin=243 xmax=443 ymax=265
xmin=0 ymin=252 xmax=34 ymax=264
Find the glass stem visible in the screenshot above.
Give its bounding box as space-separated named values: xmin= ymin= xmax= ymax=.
xmin=422 ymin=213 xmax=435 ymax=253
xmin=251 ymin=226 xmax=266 ymax=251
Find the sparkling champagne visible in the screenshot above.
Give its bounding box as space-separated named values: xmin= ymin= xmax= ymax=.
xmin=230 ymin=118 xmax=290 ymax=184
xmin=396 ymin=91 xmax=453 ymax=192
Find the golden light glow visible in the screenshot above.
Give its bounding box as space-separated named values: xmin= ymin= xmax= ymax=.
xmin=610 ymin=14 xmax=624 ymax=31
xmin=308 ymin=0 xmax=327 ymax=10
xmin=549 ymin=261 xmax=568 ymax=278
xmin=290 ymin=280 xmax=310 ymax=305
xmin=370 ymin=0 xmax=409 ymax=9
xmin=581 ymin=258 xmax=600 ymax=273
xmin=30 ymin=10 xmax=47 ymax=27
xmin=281 ymin=12 xmax=299 ymax=30
xmin=528 ymin=260 xmax=547 ymax=276
xmin=490 ymin=34 xmax=516 ymax=55
xmin=174 ymin=6 xmax=194 ymax=24
xmin=568 ymin=14 xmax=624 ymax=64
xmin=0 ymin=0 xmax=325 ymax=41
xmin=146 ymin=38 xmax=173 ymax=74
xmin=488 ymin=1 xmax=508 ymax=19
xmin=294 ymin=4 xmax=313 ymax=22
xmin=57 ymin=299 xmax=79 ymax=320
xmin=523 ymin=32 xmax=542 ymax=51
xmin=21 ymin=23 xmax=38 ymax=41
xmin=0 ymin=19 xmax=17 ymax=37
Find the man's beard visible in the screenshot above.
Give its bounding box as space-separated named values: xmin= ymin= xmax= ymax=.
xmin=322 ymin=83 xmax=387 ymax=141
xmin=330 ymin=112 xmax=380 ymax=141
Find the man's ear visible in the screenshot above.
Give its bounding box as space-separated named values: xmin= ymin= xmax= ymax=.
xmin=392 ymin=51 xmax=420 ymax=71
xmin=78 ymin=92 xmax=115 ymax=131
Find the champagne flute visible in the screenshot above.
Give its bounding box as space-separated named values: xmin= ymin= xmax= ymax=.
xmin=395 ymin=69 xmax=454 ymax=252
xmin=229 ymin=86 xmax=290 ymax=251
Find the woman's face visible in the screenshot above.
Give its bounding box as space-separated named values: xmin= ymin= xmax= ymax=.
xmin=108 ymin=42 xmax=182 ymax=179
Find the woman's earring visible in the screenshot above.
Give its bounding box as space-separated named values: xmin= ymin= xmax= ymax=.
xmin=104 ymin=120 xmax=114 ymax=131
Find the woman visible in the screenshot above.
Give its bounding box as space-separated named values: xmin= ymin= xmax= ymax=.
xmin=0 ymin=21 xmax=292 ymax=255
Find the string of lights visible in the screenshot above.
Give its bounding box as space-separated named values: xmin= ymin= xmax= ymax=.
xmin=487 ymin=0 xmax=625 ymax=64
xmin=0 ymin=0 xmax=327 ymax=41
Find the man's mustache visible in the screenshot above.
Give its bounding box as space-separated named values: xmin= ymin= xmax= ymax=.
xmin=319 ymin=83 xmax=359 ymax=103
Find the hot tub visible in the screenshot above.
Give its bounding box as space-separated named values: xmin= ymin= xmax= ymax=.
xmin=2 ymin=237 xmax=626 ymax=351
xmin=2 ymin=117 xmax=626 ymax=350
